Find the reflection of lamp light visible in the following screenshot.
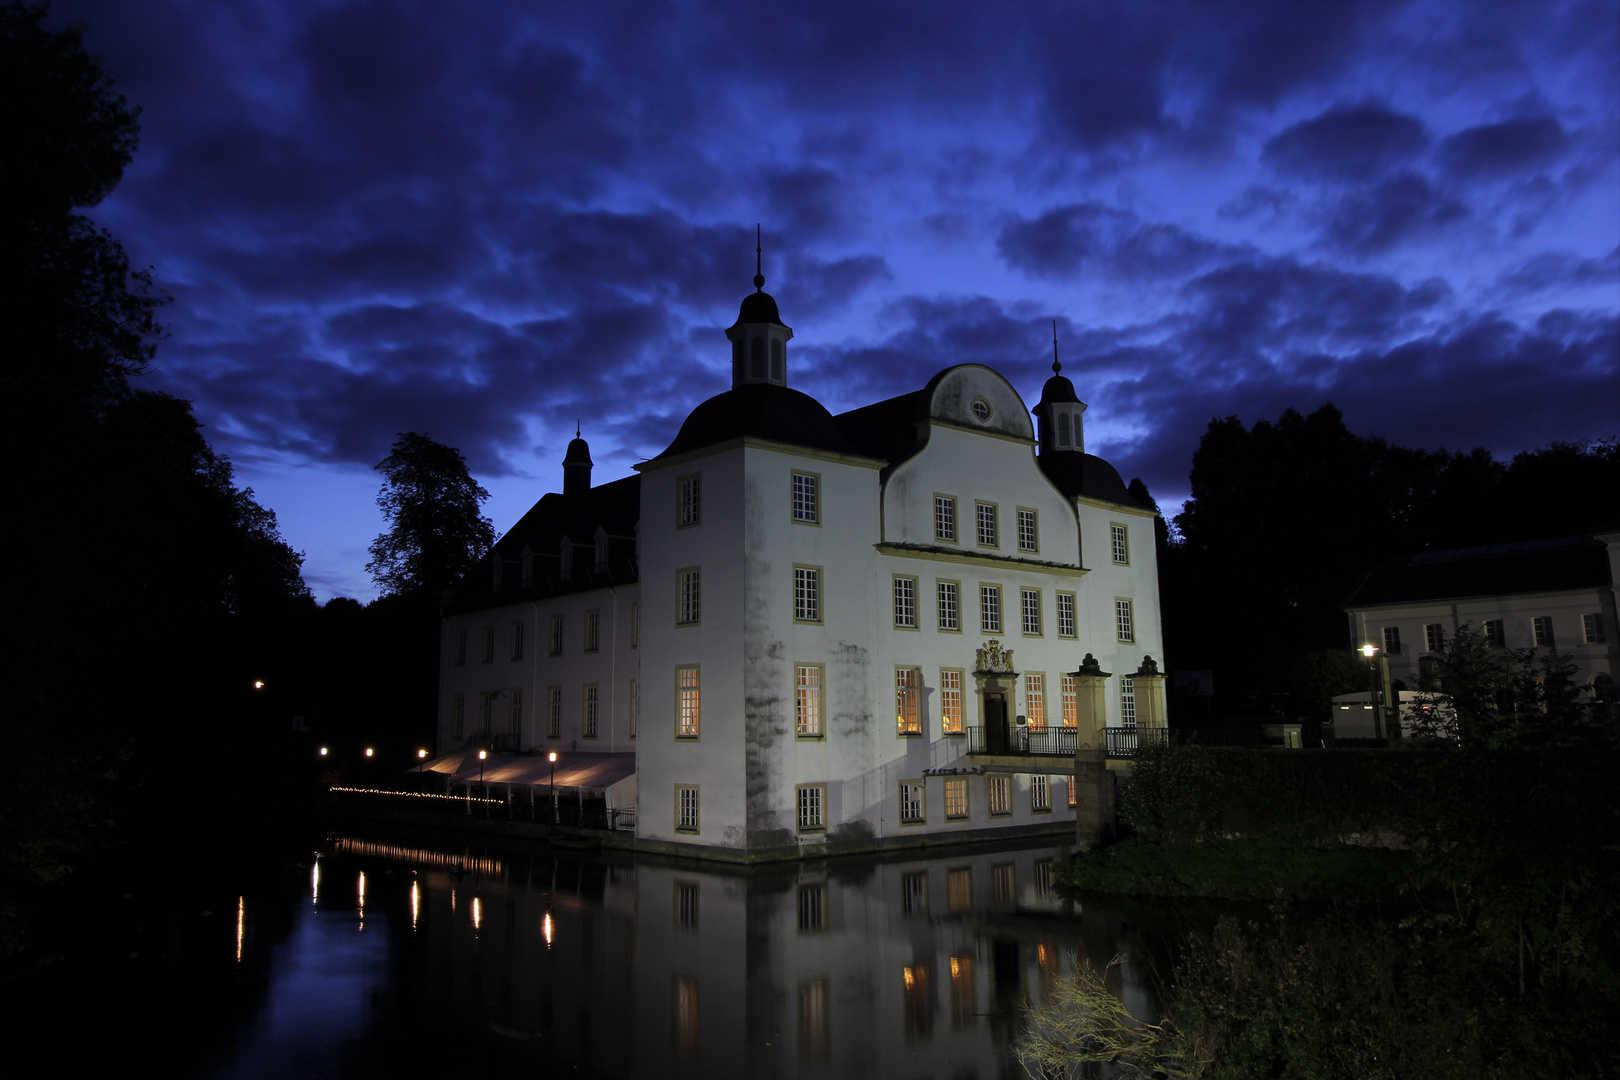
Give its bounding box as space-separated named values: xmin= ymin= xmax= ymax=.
xmin=252 ymin=679 xmax=265 ymax=691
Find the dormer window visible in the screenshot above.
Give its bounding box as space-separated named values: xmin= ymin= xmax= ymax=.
xmin=559 ymin=536 xmax=573 ymax=575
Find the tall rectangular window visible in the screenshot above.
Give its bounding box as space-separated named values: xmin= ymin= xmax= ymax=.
xmin=992 ymin=863 xmax=1015 ymax=906
xmin=676 ymin=785 xmax=699 ymax=832
xmin=1425 ymin=623 xmax=1445 ymax=652
xmin=481 ymin=626 xmax=495 ymax=664
xmin=988 ymin=776 xmax=1011 ymax=815
xmin=630 ymin=603 xmax=639 ymax=648
xmin=1017 ymin=508 xmax=1038 ymax=552
xmin=937 ymin=580 xmax=960 ymax=631
xmin=453 ymin=628 xmax=467 ymax=666
xmin=674 ymin=881 xmax=699 ymax=934
xmin=584 ymin=609 xmax=600 ymax=652
xmin=479 ymin=691 xmax=494 ymax=734
xmin=798 ymin=884 xmax=828 ymax=932
xmin=1121 ymin=676 xmax=1136 ymax=729
xmin=981 ymin=585 xmax=1002 ymax=634
xmin=452 ymin=693 xmax=465 ymax=739
xmin=792 ymin=472 xmax=819 ymax=523
xmin=794 ymin=566 xmax=821 ymax=622
xmin=893 ymin=576 xmax=917 ymax=628
xmin=678 ymin=568 xmax=701 ymax=625
xmin=629 ymin=678 xmax=639 ymax=738
xmin=1533 ymin=616 xmax=1555 ymax=647
xmin=509 ymin=687 xmax=523 ymax=736
xmin=976 ymin=502 xmax=997 ymax=547
xmin=946 ymin=868 xmax=971 ymax=912
xmin=1111 ymin=523 xmax=1129 ymax=564
xmin=943 ymin=778 xmax=968 ymax=819
xmin=677 ymin=474 xmax=701 ymax=527
xmin=549 ymin=614 xmax=564 ymax=657
xmin=583 ymin=684 xmax=599 ymax=738
xmin=676 ymin=666 xmax=701 ymax=738
xmin=899 ymin=781 xmax=924 ymax=824
xmin=1383 ymin=625 xmax=1402 ymax=654
xmin=1025 ymin=673 xmax=1046 ymax=732
xmin=902 ymin=871 xmax=928 ymax=915
xmin=1031 ymin=775 xmax=1051 ymax=812
xmin=895 ymin=667 xmax=921 ymax=735
xmin=1056 ymin=592 xmax=1076 ymax=638
xmin=934 ymin=496 xmax=957 ymax=542
xmin=1586 ymin=613 xmax=1608 ymax=644
xmin=510 ymin=621 xmax=524 ymax=661
xmin=940 ymin=670 xmax=963 ymax=735
xmin=796 ymin=785 xmax=826 ymax=832
xmin=1484 ymin=619 xmax=1505 ymax=647
xmin=1116 ymin=598 xmax=1134 ymax=643
xmin=1021 ymin=588 xmax=1042 ymax=636
xmin=796 ymin=664 xmax=823 ymax=737
xmin=1061 ymin=675 xmax=1078 ymax=729
xmin=546 ymin=686 xmax=561 ymax=738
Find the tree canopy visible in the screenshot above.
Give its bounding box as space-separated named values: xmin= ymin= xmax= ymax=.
xmin=368 ymin=432 xmax=495 ymax=597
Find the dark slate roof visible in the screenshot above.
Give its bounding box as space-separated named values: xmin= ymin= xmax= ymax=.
xmin=563 ymin=436 xmax=593 ymax=466
xmin=653 ymin=383 xmax=856 ymax=461
xmin=1345 ymin=535 xmax=1613 ymax=608
xmin=733 ymin=289 xmax=785 ymax=327
xmin=834 ymin=388 xmax=930 ymax=468
xmin=1036 ymin=372 xmax=1080 ymax=407
xmin=1037 ymin=452 xmax=1148 ymax=509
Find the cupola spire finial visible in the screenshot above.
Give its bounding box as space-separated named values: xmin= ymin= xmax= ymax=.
xmin=753 ymin=224 xmax=765 ymax=291
xmin=576 ymin=418 xmax=581 ymax=438
xmin=1052 ymin=319 xmax=1061 ymax=374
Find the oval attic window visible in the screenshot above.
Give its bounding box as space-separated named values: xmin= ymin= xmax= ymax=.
xmin=971 ymin=399 xmax=991 ymax=423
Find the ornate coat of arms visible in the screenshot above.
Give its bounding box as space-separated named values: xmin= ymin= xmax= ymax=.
xmin=974 ymin=640 xmax=1015 ymax=675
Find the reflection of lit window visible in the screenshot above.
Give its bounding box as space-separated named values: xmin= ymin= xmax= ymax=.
xmin=799 ymin=979 xmax=830 ymax=1063
xmin=901 ymin=870 xmax=928 ymax=916
xmin=1033 ymin=858 xmax=1054 ymax=899
xmin=675 ymin=881 xmax=699 ymax=934
xmin=946 ymin=867 xmax=972 ymax=912
xmin=950 ymin=954 xmax=975 ymax=1030
xmin=992 ymin=863 xmax=1015 ymax=907
xmin=902 ymin=962 xmax=932 ymax=1038
xmin=798 ymin=883 xmax=828 ymax=932
xmin=673 ymin=976 xmax=699 ymax=1062
xmin=1037 ymin=941 xmax=1060 ymax=996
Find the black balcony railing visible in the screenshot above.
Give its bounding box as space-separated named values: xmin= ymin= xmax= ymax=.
xmin=1103 ymin=726 xmax=1170 ymax=757
xmin=964 ymin=726 xmax=1083 ymax=757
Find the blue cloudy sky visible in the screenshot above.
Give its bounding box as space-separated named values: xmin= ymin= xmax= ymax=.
xmin=57 ymin=0 xmax=1618 ymax=600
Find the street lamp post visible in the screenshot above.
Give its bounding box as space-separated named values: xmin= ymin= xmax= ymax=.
xmin=1360 ymin=644 xmax=1383 ymax=742
xmin=548 ymin=751 xmax=558 ymax=827
xmin=478 ymin=749 xmax=488 ymax=815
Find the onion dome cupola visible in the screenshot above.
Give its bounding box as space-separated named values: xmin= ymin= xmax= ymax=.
xmin=562 ymin=421 xmax=593 ymax=497
xmin=726 ymin=225 xmax=794 ymax=388
xmin=1032 ymin=321 xmax=1087 ymax=455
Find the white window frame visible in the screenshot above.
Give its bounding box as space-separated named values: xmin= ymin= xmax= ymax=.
xmin=1425 ymin=623 xmax=1445 ymax=652
xmin=677 ymin=568 xmax=701 ymax=626
xmin=792 ymin=471 xmax=820 ymax=525
xmin=1383 ymin=625 xmax=1402 ymax=654
xmin=899 ymin=781 xmax=925 ymax=825
xmin=1121 ymin=676 xmax=1137 ymax=729
xmin=510 ymin=620 xmax=524 ymax=661
xmin=936 ymin=579 xmax=960 ymax=632
xmin=796 ymin=783 xmax=827 ymax=832
xmin=508 ymin=686 xmax=523 ymax=736
xmin=1025 ymin=673 xmax=1046 ymax=732
xmin=943 ymin=777 xmax=969 ymax=819
xmin=1061 ymin=674 xmax=1078 ymax=729
xmin=584 ymin=609 xmax=600 ymax=653
xmin=895 ymin=667 xmax=922 ymax=736
xmin=546 ymin=686 xmax=562 ymax=738
xmin=1016 ymin=507 xmax=1038 ymax=553
xmin=1115 ymin=598 xmax=1134 ymax=643
xmin=1056 ymin=591 xmax=1076 ymax=638
xmin=796 ymin=663 xmax=824 ymax=738
xmin=1110 ymin=522 xmax=1129 ymax=565
xmin=1533 ymin=616 xmax=1555 ymax=647
xmin=582 ymin=683 xmax=599 ymax=738
xmin=1021 ymin=588 xmax=1042 ymax=636
xmin=893 ymin=575 xmax=918 ymax=629
xmin=1585 ymin=613 xmax=1607 ymax=645
xmin=988 ymin=775 xmax=1011 ymax=815
xmin=794 ymin=565 xmax=822 ymax=623
xmin=481 ymin=625 xmax=495 ymax=664
xmin=1030 ymin=774 xmax=1051 ymax=813
xmin=975 ymin=501 xmax=998 ymax=548
xmin=940 ymin=669 xmax=964 ymax=735
xmin=677 ymin=473 xmax=701 ymax=528
xmin=934 ymin=495 xmax=957 ymax=543
xmin=549 ymin=614 xmax=564 ymax=657
xmin=676 ymin=785 xmax=700 ymax=832
xmin=1484 ymin=619 xmax=1505 ymax=647
xmin=981 ymin=584 xmax=1003 ymax=635
xmin=676 ymin=665 xmax=701 ymax=739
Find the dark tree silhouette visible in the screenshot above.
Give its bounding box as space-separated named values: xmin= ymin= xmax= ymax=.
xmin=368 ymin=432 xmax=495 ymax=597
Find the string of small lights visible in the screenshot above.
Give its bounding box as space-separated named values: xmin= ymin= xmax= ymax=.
xmin=333 ymin=837 xmax=503 ymax=875
xmin=330 ymin=786 xmax=504 ymax=805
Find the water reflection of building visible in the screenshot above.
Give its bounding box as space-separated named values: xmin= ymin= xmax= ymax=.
xmin=437 ymin=255 xmax=1166 ymax=859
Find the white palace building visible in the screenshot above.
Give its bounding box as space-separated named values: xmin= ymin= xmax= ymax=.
xmin=435 ymin=264 xmax=1166 ymax=860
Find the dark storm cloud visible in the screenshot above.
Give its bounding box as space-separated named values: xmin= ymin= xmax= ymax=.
xmin=1438 ymin=115 xmax=1570 ymax=179
xmin=1321 ymin=171 xmax=1468 ymax=256
xmin=1262 ymin=104 xmax=1432 ymax=182
xmin=997 ymin=203 xmax=1248 ymax=280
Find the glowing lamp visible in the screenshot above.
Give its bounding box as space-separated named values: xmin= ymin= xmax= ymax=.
xmin=319 ymin=747 xmax=329 ymax=756
xmin=1360 ymin=644 xmax=1378 ymax=658
xmin=365 ymin=747 xmax=374 ymax=758
xmin=252 ymin=679 xmax=265 ymax=690
xmin=417 ymin=749 xmax=428 ymax=759
xmin=478 ymin=750 xmax=488 ymax=761
xmin=548 ymin=751 xmax=558 ymax=763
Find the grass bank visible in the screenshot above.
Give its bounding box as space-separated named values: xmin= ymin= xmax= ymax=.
xmin=1057 ymin=836 xmax=1411 ymax=902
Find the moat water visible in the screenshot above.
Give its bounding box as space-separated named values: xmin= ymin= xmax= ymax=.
xmin=179 ymin=832 xmax=1165 ymax=1079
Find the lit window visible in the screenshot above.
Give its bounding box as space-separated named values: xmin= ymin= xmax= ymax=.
xmin=899 ymin=781 xmax=924 ymax=824
xmin=677 ymin=474 xmax=701 ymax=527
xmin=546 ymin=686 xmax=561 ymax=738
xmin=452 ymin=693 xmax=465 ymax=739
xmin=1383 ymin=626 xmax=1401 ymax=654
xmin=893 ymin=576 xmax=917 ymax=628
xmin=988 ymin=776 xmax=1011 ymax=815
xmin=1025 ymin=673 xmax=1046 ymax=732
xmin=940 ymin=670 xmax=963 ymax=735
xmin=1056 ymin=592 xmax=1076 ymax=638
xmin=1061 ymin=675 xmax=1078 ymax=729
xmin=1017 ymin=508 xmax=1038 ymax=552
xmin=1483 ymin=619 xmax=1505 ymax=647
xmin=792 ymin=472 xmax=819 ymax=524
xmin=453 ymin=628 xmax=467 ymax=666
xmin=946 ymin=868 xmax=971 ymax=911
xmin=676 ymin=785 xmax=700 ymax=831
xmin=937 ymin=581 xmax=959 ymax=631
xmin=549 ymin=614 xmax=564 ymax=657
xmin=934 ymin=496 xmax=957 ymax=542
xmin=895 ymin=668 xmax=921 ymax=735
xmin=677 ymin=666 xmax=701 ymax=738
xmin=678 ymin=568 xmax=701 ymax=625
xmin=510 ymin=621 xmax=524 ymax=661
xmin=1116 ymin=599 xmax=1134 ymax=643
xmin=981 ymin=585 xmax=1002 ymax=634
xmin=976 ymin=502 xmax=997 ymax=547
xmin=1586 ymin=613 xmax=1608 ymax=644
xmin=797 ymin=784 xmax=826 ymax=831
xmin=583 ymin=684 xmax=599 ymax=738
xmin=1067 ymin=778 xmax=1078 ymax=808
xmin=630 ymin=679 xmax=639 ymax=739
xmin=943 ymin=778 xmax=968 ymax=819
xmin=796 ymin=664 xmax=823 ymax=737
xmin=1533 ymin=616 xmax=1555 ymax=647
xmin=1111 ymin=523 xmax=1128 ymax=565
xmin=795 ymin=566 xmax=821 ymax=622
xmin=1031 ymin=775 xmax=1050 ymax=812
xmin=481 ymin=626 xmax=495 ymax=664
xmin=1121 ymin=676 xmax=1136 ymax=729
xmin=1425 ymin=623 xmax=1445 ymax=652
xmin=584 ymin=609 xmax=600 ymax=652
xmin=508 ymin=687 xmax=523 ymax=736
xmin=1021 ymin=588 xmax=1042 ymax=635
